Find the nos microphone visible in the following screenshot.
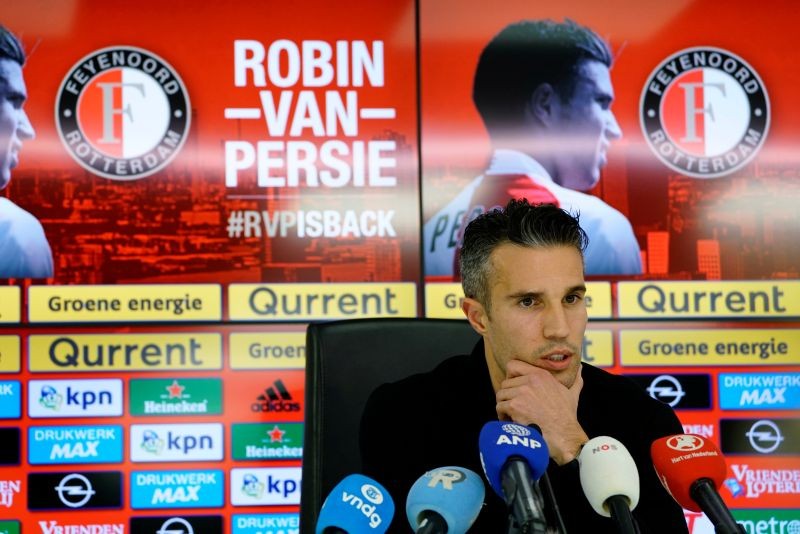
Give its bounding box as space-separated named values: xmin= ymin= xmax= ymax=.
xmin=315 ymin=474 xmax=395 ymax=533
xmin=479 ymin=421 xmax=550 ymax=534
xmin=578 ymin=436 xmax=640 ymax=534
xmin=651 ymin=434 xmax=743 ymax=534
xmin=406 ymin=466 xmax=485 ymax=534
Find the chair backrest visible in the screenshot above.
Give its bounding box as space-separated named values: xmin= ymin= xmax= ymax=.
xmin=300 ymin=317 xmax=480 ymax=531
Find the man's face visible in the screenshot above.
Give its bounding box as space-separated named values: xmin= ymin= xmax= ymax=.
xmin=0 ymin=58 xmax=35 ymax=190
xmin=479 ymin=243 xmax=587 ymax=389
xmin=549 ymin=59 xmax=621 ymax=191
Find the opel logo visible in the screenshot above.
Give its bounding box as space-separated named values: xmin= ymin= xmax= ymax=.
xmin=647 ymin=375 xmax=686 ymax=407
xmin=745 ymin=419 xmax=784 ymax=454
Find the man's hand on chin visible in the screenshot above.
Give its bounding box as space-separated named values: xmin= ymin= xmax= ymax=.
xmin=495 ymin=360 xmax=589 ymax=465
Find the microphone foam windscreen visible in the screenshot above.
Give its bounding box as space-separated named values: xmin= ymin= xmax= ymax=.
xmin=651 ymin=434 xmax=727 ymax=513
xmin=406 ymin=466 xmax=485 ymax=533
xmin=478 ymin=421 xmax=549 ymax=497
xmin=315 ymin=474 xmax=395 ymax=534
xmin=578 ymin=436 xmax=640 ymax=517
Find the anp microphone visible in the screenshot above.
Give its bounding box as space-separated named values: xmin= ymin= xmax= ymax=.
xmin=651 ymin=434 xmax=743 ymax=534
xmin=316 ymin=474 xmax=395 ymax=533
xmin=406 ymin=466 xmax=485 ymax=533
xmin=578 ymin=436 xmax=640 ymax=534
xmin=479 ymin=421 xmax=550 ymax=534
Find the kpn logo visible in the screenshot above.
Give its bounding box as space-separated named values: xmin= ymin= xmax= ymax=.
xmin=28 ymin=379 xmax=123 ymax=418
xmin=56 ymin=46 xmax=191 ymax=180
xmin=130 ymin=378 xmax=222 ymax=416
xmin=252 ymin=379 xmax=301 ymax=413
xmin=230 ymin=468 xmax=301 ymax=506
xmin=130 ymin=423 xmax=223 ymax=462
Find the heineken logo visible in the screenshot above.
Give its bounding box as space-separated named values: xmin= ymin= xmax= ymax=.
xmin=129 ymin=378 xmax=222 ymax=416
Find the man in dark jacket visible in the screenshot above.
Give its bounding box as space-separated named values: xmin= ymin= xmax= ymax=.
xmin=361 ymin=199 xmax=688 ymax=532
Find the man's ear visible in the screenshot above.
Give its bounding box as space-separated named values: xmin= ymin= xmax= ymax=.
xmin=462 ymin=297 xmax=489 ymax=335
xmin=524 ymin=83 xmax=558 ymax=128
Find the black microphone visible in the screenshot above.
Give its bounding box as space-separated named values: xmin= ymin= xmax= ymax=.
xmin=529 ymin=425 xmax=566 ymax=534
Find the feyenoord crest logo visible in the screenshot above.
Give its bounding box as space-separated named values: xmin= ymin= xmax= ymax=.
xmin=56 ymin=46 xmax=190 ymax=180
xmin=640 ymin=47 xmax=769 ymax=178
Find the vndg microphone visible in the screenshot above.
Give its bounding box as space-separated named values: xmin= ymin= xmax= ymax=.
xmin=315 ymin=474 xmax=395 ymax=533
xmin=479 ymin=421 xmax=551 ymax=534
xmin=406 ymin=466 xmax=485 ymax=534
xmin=578 ymin=436 xmax=640 ymax=534
xmin=651 ymin=434 xmax=744 ymax=534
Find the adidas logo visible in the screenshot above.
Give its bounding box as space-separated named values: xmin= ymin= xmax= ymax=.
xmin=252 ymin=379 xmax=301 ymax=413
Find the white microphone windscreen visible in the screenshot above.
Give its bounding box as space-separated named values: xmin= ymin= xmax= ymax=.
xmin=578 ymin=436 xmax=640 ymax=517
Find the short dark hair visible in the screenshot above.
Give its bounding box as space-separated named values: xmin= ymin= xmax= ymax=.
xmin=0 ymin=25 xmax=25 ymax=66
xmin=473 ymin=19 xmax=612 ymax=135
xmin=460 ymin=199 xmax=588 ymax=309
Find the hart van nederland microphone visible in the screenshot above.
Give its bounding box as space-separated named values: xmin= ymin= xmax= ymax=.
xmin=479 ymin=421 xmax=551 ymax=534
xmin=315 ymin=474 xmax=395 ymax=534
xmin=405 ymin=466 xmax=485 ymax=534
xmin=578 ymin=436 xmax=640 ymax=534
xmin=651 ymin=434 xmax=744 ymax=534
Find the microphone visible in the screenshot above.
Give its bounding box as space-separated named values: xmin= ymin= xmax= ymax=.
xmin=405 ymin=466 xmax=485 ymax=534
xmin=315 ymin=474 xmax=395 ymax=533
xmin=578 ymin=436 xmax=640 ymax=534
xmin=479 ymin=421 xmax=550 ymax=534
xmin=651 ymin=434 xmax=744 ymax=534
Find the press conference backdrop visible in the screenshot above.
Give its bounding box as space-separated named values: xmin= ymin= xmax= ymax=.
xmin=0 ymin=1 xmax=797 ymax=533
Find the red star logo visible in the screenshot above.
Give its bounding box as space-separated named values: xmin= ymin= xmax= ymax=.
xmin=166 ymin=380 xmax=185 ymax=399
xmin=268 ymin=425 xmax=286 ymax=443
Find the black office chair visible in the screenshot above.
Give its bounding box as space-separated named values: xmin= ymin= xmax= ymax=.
xmin=300 ymin=317 xmax=480 ymax=531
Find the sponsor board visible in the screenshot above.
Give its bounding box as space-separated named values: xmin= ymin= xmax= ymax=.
xmin=36 ymin=521 xmax=124 ymax=534
xmin=232 ymin=513 xmax=300 ymax=534
xmin=625 ymin=373 xmax=711 ymax=409
xmin=28 ymin=425 xmax=123 ymax=465
xmin=722 ymin=458 xmax=800 ymax=508
xmin=680 ymin=422 xmax=717 ymax=440
xmin=0 ymin=480 xmax=21 ymax=509
xmin=733 ymin=509 xmax=800 ymax=534
xmin=0 ymin=520 xmax=19 ymax=534
xmin=0 ymin=381 xmax=21 ymax=418
xmin=617 ymin=281 xmax=800 ymax=319
xmin=229 ymin=333 xmax=306 ymax=370
xmin=228 ymin=283 xmax=417 ymax=321
xmin=0 ymin=288 xmax=20 ymax=324
xmin=619 ymin=328 xmax=799 ymax=365
xmin=129 ymin=377 xmax=223 ymax=416
xmin=29 ymin=333 xmax=223 ymax=372
xmin=424 ymin=281 xmax=613 ymax=319
xmin=0 ymin=428 xmax=20 ymax=465
xmin=28 ymin=379 xmax=123 ymax=418
xmin=226 ymin=371 xmax=305 ymax=420
xmin=721 ymin=418 xmax=800 ymax=455
xmin=130 ymin=515 xmax=223 ymax=534
xmin=130 ymin=423 xmax=224 ymax=462
xmin=231 ymin=423 xmax=304 ymax=460
xmin=0 ymin=337 xmax=20 ymax=372
xmin=230 ymin=467 xmax=302 ymax=506
xmin=131 ymin=469 xmax=224 ymax=509
xmin=719 ymin=373 xmax=800 ymax=410
xmin=27 ymin=471 xmax=122 ymax=510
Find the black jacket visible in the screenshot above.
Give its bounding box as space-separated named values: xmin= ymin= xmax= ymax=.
xmin=360 ymin=339 xmax=689 ymax=533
